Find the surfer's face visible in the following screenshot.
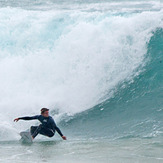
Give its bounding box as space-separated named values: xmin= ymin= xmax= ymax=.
xmin=42 ymin=111 xmax=49 ymax=117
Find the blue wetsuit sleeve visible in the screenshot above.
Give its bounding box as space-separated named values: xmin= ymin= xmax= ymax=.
xmin=55 ymin=126 xmax=63 ymax=137
xmin=19 ymin=115 xmax=39 ymax=120
xmin=51 ymin=119 xmax=63 ymax=137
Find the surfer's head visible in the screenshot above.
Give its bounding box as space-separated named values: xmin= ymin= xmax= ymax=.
xmin=41 ymin=108 xmax=49 ymax=117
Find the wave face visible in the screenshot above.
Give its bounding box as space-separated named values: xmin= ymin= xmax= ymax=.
xmin=0 ymin=1 xmax=162 ymax=140
xmin=62 ymin=27 xmax=163 ymax=139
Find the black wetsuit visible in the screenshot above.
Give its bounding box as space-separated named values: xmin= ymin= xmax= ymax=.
xmin=19 ymin=115 xmax=63 ymax=138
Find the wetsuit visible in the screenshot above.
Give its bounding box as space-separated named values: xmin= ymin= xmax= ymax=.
xmin=19 ymin=115 xmax=63 ymax=138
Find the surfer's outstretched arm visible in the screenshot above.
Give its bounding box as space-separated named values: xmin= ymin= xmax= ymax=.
xmin=14 ymin=115 xmax=39 ymax=122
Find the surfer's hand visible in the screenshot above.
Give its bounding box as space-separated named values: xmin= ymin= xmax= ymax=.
xmin=62 ymin=136 xmax=67 ymax=140
xmin=14 ymin=118 xmax=19 ymax=122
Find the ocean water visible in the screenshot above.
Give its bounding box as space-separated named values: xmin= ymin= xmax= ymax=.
xmin=0 ymin=0 xmax=163 ymax=162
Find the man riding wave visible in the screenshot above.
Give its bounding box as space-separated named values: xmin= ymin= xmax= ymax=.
xmin=14 ymin=108 xmax=66 ymax=140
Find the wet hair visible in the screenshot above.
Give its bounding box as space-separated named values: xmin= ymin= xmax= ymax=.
xmin=41 ymin=108 xmax=49 ymax=114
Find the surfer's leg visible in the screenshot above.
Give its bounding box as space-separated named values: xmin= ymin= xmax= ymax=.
xmin=31 ymin=125 xmax=54 ymax=138
xmin=39 ymin=128 xmax=54 ymax=137
xmin=30 ymin=126 xmax=38 ymax=135
xmin=31 ymin=124 xmax=43 ymax=139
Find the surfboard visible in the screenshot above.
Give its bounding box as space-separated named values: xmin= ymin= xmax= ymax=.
xmin=20 ymin=131 xmax=33 ymax=143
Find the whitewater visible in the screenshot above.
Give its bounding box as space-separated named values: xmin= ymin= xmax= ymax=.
xmin=0 ymin=0 xmax=163 ymax=162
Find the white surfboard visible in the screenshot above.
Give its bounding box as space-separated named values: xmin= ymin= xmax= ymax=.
xmin=20 ymin=131 xmax=33 ymax=143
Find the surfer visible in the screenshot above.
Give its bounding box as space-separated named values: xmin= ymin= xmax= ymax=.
xmin=14 ymin=108 xmax=67 ymax=140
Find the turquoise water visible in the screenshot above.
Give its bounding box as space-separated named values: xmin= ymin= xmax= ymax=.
xmin=0 ymin=0 xmax=163 ymax=162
